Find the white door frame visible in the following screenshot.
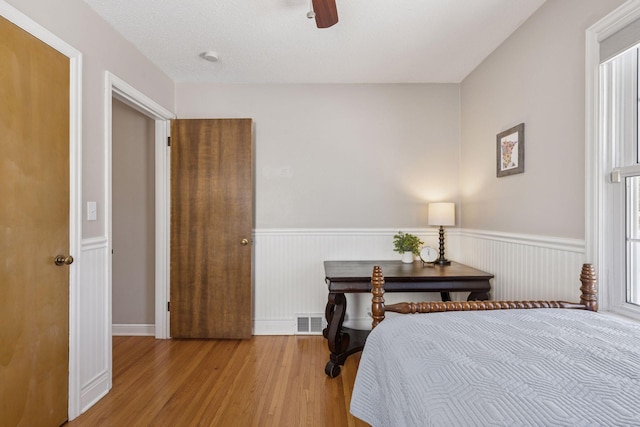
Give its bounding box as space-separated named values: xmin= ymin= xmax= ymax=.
xmin=0 ymin=1 xmax=83 ymax=419
xmin=586 ymin=0 xmax=640 ymax=311
xmin=105 ymin=72 xmax=175 ymax=341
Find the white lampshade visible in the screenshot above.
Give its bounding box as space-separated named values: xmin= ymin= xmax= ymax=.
xmin=428 ymin=202 xmax=455 ymax=226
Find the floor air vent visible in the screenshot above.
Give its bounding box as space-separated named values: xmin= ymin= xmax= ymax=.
xmin=296 ymin=314 xmax=326 ymax=335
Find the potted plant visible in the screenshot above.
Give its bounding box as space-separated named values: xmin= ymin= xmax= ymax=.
xmin=393 ymin=231 xmax=424 ymax=263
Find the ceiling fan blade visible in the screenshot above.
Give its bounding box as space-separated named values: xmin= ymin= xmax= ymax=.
xmin=312 ymin=0 xmax=338 ymax=28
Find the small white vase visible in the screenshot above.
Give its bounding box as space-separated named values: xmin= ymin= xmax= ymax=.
xmin=401 ymin=252 xmax=414 ymax=263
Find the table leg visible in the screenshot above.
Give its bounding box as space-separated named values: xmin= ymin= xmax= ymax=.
xmin=440 ymin=292 xmax=452 ymax=301
xmin=323 ymin=292 xmax=349 ymax=355
xmin=323 ymin=292 xmax=369 ymax=378
xmin=323 ymin=292 xmax=348 ymax=377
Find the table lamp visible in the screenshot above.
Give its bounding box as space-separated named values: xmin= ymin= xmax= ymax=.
xmin=428 ymin=202 xmax=455 ymax=266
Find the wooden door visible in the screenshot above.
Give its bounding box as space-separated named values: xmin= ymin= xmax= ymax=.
xmin=0 ymin=16 xmax=70 ymax=426
xmin=170 ymin=119 xmax=253 ymax=339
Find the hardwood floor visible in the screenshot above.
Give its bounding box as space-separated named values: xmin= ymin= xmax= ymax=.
xmin=67 ymin=336 xmax=369 ymax=427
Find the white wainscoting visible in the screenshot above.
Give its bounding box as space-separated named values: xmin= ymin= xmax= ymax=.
xmin=253 ymin=228 xmax=448 ymax=334
xmin=458 ymin=229 xmax=586 ymax=302
xmin=253 ymin=228 xmax=586 ymax=335
xmin=78 ymin=237 xmax=111 ymax=412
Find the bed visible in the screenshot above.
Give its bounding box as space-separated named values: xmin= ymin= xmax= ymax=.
xmin=350 ymin=264 xmax=640 ymax=426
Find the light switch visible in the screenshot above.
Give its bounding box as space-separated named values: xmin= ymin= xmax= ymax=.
xmin=87 ymin=201 xmax=97 ymax=221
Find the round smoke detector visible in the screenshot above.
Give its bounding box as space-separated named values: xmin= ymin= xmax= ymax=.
xmin=200 ymin=51 xmax=219 ymax=62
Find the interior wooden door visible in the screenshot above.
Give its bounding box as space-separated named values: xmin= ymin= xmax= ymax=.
xmin=0 ymin=16 xmax=70 ymax=426
xmin=170 ymin=119 xmax=253 ymax=339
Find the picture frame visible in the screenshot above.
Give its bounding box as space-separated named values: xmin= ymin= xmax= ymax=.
xmin=496 ymin=123 xmax=524 ymax=177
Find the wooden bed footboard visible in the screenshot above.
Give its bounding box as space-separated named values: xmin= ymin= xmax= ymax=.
xmin=371 ymin=263 xmax=597 ymax=329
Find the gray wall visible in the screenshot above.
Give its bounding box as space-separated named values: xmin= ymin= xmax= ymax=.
xmin=176 ymin=83 xmax=461 ymax=229
xmin=112 ymin=99 xmax=155 ymax=324
xmin=11 ymin=0 xmax=624 ymax=240
xmin=459 ymin=0 xmax=625 ymax=239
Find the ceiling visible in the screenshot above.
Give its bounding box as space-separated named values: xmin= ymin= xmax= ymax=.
xmin=82 ymin=0 xmax=546 ymax=84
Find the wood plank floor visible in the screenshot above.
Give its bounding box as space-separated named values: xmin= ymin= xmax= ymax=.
xmin=66 ymin=336 xmax=369 ymax=427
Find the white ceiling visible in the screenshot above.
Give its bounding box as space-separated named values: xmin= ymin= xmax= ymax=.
xmin=82 ymin=0 xmax=546 ymax=84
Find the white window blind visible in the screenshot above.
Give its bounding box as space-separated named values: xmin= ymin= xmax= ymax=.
xmin=600 ymin=17 xmax=640 ymax=63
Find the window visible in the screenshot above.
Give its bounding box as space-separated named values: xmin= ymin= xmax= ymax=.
xmin=601 ymin=45 xmax=640 ymax=318
xmin=588 ymin=2 xmax=640 ymax=321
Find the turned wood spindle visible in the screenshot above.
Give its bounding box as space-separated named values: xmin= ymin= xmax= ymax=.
xmin=580 ymin=263 xmax=598 ymax=312
xmin=371 ymin=266 xmax=385 ymax=329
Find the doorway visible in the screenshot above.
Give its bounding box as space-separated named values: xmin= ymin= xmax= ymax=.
xmin=106 ymin=73 xmax=175 ymax=345
xmin=112 ymin=99 xmax=156 ymax=335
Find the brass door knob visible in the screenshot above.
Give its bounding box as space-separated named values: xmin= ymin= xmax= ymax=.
xmin=241 ymin=238 xmax=249 ymax=246
xmin=54 ymin=255 xmax=74 ymax=266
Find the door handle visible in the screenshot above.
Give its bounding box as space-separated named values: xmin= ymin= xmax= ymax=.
xmin=54 ymin=255 xmax=74 ymax=266
xmin=241 ymin=238 xmax=249 ymax=246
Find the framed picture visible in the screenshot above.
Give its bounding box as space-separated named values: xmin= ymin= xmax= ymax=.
xmin=496 ymin=123 xmax=524 ymax=177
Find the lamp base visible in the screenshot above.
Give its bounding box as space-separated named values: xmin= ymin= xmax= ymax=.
xmin=436 ymin=226 xmax=451 ymax=266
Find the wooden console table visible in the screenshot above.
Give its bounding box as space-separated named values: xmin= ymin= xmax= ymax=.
xmin=322 ymin=260 xmax=493 ymax=377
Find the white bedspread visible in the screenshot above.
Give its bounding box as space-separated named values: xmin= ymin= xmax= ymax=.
xmin=350 ymin=309 xmax=640 ymax=426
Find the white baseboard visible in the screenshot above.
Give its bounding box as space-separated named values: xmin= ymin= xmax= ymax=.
xmin=80 ymin=370 xmax=110 ymax=414
xmin=112 ymin=324 xmax=155 ymax=336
